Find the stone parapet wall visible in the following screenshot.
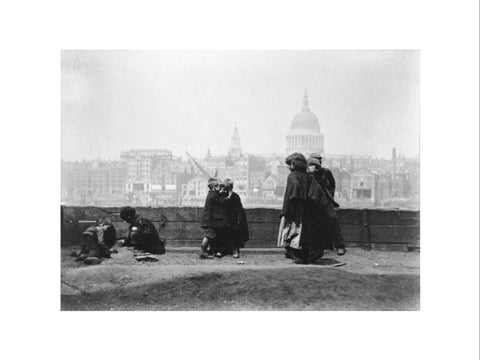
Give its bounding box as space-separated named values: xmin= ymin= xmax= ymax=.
xmin=61 ymin=206 xmax=420 ymax=251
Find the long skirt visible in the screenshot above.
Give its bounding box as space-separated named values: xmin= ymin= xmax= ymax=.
xmin=277 ymin=216 xmax=303 ymax=249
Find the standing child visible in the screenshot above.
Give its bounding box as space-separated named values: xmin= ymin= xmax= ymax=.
xmin=223 ymin=178 xmax=249 ymax=258
xmin=199 ymin=178 xmax=233 ymax=258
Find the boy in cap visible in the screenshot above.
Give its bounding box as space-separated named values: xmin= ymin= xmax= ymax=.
xmin=199 ymin=178 xmax=233 ymax=259
xmin=309 ymin=153 xmax=336 ymax=201
xmin=223 ymin=178 xmax=249 ymax=258
xmin=120 ymin=206 xmax=166 ymax=255
xmin=308 ymin=154 xmax=346 ymax=255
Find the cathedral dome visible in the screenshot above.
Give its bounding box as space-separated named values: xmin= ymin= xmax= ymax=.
xmin=286 ymin=91 xmax=325 ymax=156
xmin=288 ymin=92 xmax=321 ymax=135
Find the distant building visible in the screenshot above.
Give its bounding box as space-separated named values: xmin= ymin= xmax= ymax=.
xmin=197 ymin=126 xmax=249 ymax=200
xmin=224 ymin=156 xmax=249 ymax=198
xmin=262 ymin=174 xmax=279 ymax=201
xmin=404 ymin=157 xmax=420 ymax=201
xmin=267 ymin=159 xmax=289 ymax=187
xmin=122 ymin=149 xmax=173 ymax=193
xmin=61 ymin=116 xmax=419 ymax=209
xmin=286 ymin=91 xmax=324 ymax=157
xmin=61 ymin=160 xmax=75 ymax=202
xmin=375 ymin=174 xmax=390 ymax=207
xmin=350 ymin=168 xmax=377 ymax=205
xmin=72 ymin=162 xmax=90 ymax=203
xmin=61 ymin=160 xmax=126 ymax=205
xmin=121 ymin=149 xmax=192 ymax=206
xmin=331 ymin=167 xmax=351 ymax=201
xmin=89 ymin=161 xmax=126 ymax=202
xmin=180 ymin=175 xmax=209 ymax=206
xmin=248 ymin=170 xmax=266 ymax=201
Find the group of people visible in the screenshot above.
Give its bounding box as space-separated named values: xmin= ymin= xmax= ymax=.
xmin=279 ymin=152 xmax=346 ymax=265
xmin=71 ymin=179 xmax=249 ymax=263
xmin=71 ymin=153 xmax=345 ymax=265
xmin=71 ymin=206 xmax=166 ymax=263
xmin=199 ymin=178 xmax=249 ymax=259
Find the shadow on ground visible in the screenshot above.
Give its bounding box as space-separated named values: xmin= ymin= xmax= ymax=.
xmin=62 ymin=246 xmax=420 ymax=311
xmin=62 ymin=252 xmax=420 ymax=311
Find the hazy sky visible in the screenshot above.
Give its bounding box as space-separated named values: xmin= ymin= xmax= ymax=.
xmin=61 ymin=50 xmax=419 ymax=161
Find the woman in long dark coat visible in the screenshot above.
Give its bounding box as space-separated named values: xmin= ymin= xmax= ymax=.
xmin=277 ymin=153 xmax=313 ymax=264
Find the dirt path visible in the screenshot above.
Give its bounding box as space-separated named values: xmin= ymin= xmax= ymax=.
xmin=61 ymin=246 xmax=419 ymax=310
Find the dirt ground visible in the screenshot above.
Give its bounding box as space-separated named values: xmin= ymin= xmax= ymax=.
xmin=61 ymin=246 xmax=420 ymax=311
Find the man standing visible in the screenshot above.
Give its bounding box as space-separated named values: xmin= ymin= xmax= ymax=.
xmin=223 ymin=178 xmax=249 ymax=258
xmin=120 ymin=206 xmax=166 ymax=255
xmin=308 ymin=153 xmax=346 ymax=256
xmin=310 ymin=152 xmax=336 ymax=201
xmin=305 ymin=158 xmax=329 ymax=263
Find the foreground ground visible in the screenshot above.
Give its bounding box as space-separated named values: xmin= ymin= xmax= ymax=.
xmin=61 ymin=246 xmax=420 ymax=311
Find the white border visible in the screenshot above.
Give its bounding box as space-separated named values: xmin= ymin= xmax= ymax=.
xmin=1 ymin=1 xmax=478 ymax=359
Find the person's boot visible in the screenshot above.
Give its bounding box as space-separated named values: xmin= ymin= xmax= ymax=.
xmin=232 ymin=248 xmax=240 ymax=259
xmin=308 ymin=249 xmax=324 ymax=264
xmin=285 ymin=247 xmax=295 ymax=259
xmin=336 ymin=247 xmax=346 ymax=256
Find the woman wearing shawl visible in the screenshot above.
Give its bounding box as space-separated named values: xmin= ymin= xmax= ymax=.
xmin=277 ymin=153 xmax=313 ymax=264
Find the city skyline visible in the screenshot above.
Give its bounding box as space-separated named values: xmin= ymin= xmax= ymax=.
xmin=62 ymin=50 xmax=420 ymax=161
xmin=60 ymin=141 xmax=418 ymax=163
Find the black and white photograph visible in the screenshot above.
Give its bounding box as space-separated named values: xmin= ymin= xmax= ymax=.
xmin=2 ymin=1 xmax=478 ymax=360
xmin=61 ymin=50 xmax=420 ymax=311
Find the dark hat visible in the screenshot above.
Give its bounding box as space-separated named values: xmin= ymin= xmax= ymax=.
xmin=310 ymin=152 xmax=323 ymax=160
xmin=307 ymin=158 xmax=321 ymax=166
xmin=120 ymin=206 xmax=136 ymax=221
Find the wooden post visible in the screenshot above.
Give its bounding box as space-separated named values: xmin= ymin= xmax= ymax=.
xmin=60 ymin=206 xmax=64 ymax=247
xmin=362 ymin=209 xmax=372 ymax=250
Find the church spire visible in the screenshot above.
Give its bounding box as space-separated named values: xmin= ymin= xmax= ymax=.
xmin=231 ymin=125 xmax=241 ymax=148
xmin=233 ymin=125 xmax=239 ymax=139
xmin=228 ymin=125 xmax=242 ymax=159
xmin=302 ymin=89 xmax=310 ymax=111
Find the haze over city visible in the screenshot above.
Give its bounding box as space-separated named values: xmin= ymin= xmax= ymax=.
xmin=61 ymin=50 xmax=419 ymax=161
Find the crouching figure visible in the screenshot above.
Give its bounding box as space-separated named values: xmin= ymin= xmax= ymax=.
xmin=72 ymin=218 xmax=117 ymax=264
xmin=120 ymin=206 xmax=166 ymax=255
